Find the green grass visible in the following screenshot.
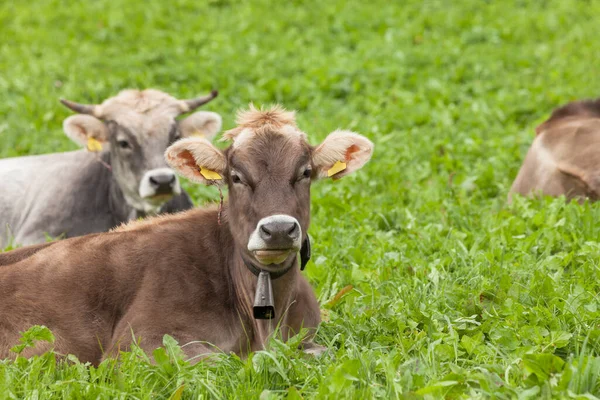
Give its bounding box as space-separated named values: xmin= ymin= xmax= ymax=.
xmin=2 ymin=0 xmax=600 ymax=397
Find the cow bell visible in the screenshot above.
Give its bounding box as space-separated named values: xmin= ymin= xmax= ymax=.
xmin=253 ymin=271 xmax=275 ymax=319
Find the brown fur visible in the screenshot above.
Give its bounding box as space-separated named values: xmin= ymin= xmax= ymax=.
xmin=0 ymin=242 xmax=56 ymax=267
xmin=510 ymin=99 xmax=600 ymax=202
xmin=223 ymin=104 xmax=301 ymax=141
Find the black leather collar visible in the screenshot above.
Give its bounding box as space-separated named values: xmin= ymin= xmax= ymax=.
xmin=299 ymin=235 xmax=311 ymax=271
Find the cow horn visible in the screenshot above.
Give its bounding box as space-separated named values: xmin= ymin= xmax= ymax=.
xmin=60 ymin=99 xmax=99 ymax=117
xmin=180 ymin=90 xmax=218 ymax=113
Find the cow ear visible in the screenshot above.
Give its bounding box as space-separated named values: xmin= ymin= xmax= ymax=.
xmin=178 ymin=111 xmax=222 ymax=141
xmin=63 ymin=115 xmax=110 ymax=152
xmin=165 ymin=137 xmax=227 ymax=185
xmin=312 ymin=130 xmax=374 ymax=179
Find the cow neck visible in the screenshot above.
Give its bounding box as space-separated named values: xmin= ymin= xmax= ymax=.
xmin=108 ymin=181 xmax=134 ymax=224
xmin=232 ymin=253 xmax=299 ymax=346
xmin=232 ymin=253 xmax=300 ymax=310
xmin=220 ymin=211 xmax=299 ymax=333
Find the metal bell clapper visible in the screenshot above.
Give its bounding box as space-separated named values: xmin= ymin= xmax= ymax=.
xmin=253 ymin=271 xmax=275 ymax=319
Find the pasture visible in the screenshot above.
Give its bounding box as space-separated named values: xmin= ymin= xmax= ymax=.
xmin=2 ymin=0 xmax=600 ymax=397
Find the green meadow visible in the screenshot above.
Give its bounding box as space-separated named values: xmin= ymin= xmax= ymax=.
xmin=2 ymin=0 xmax=600 ymax=397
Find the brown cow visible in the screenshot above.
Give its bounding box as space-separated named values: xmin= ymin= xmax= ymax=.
xmin=0 ymin=105 xmax=374 ymax=364
xmin=509 ymin=98 xmax=600 ymax=203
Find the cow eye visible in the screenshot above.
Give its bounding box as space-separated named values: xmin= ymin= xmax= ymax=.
xmin=230 ymin=169 xmax=251 ymax=188
xmin=117 ymin=140 xmax=131 ymax=150
xmin=231 ymin=174 xmax=242 ymax=184
xmin=297 ymin=167 xmax=312 ymax=181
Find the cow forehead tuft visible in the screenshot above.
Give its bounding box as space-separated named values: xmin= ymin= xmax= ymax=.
xmin=223 ymin=104 xmax=307 ymax=146
xmin=236 ymin=104 xmax=297 ymax=129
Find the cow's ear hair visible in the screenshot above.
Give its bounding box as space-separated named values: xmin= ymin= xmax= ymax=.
xmin=178 ymin=111 xmax=222 ymax=141
xmin=312 ymin=130 xmax=374 ymax=179
xmin=63 ymin=115 xmax=110 ymax=149
xmin=165 ymin=137 xmax=227 ymax=185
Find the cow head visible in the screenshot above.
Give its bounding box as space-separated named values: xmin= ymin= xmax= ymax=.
xmin=166 ymin=105 xmax=373 ymax=274
xmin=60 ymin=89 xmax=222 ymax=213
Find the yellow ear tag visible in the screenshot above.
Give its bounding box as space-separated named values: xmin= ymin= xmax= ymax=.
xmin=87 ymin=137 xmax=103 ymax=152
xmin=192 ymin=130 xmax=205 ymax=138
xmin=199 ymin=167 xmax=222 ymax=180
xmin=327 ymin=161 xmax=347 ymax=177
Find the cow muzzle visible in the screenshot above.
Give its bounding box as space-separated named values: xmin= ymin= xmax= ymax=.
xmin=248 ymin=215 xmax=302 ymax=266
xmin=139 ymin=168 xmax=181 ymax=200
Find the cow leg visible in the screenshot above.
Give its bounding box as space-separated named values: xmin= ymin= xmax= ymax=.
xmin=104 ymin=331 xmax=216 ymax=364
xmin=178 ymin=339 xmax=220 ymax=364
xmin=138 ymin=334 xmax=218 ymax=364
xmin=285 ymin=277 xmax=327 ymax=355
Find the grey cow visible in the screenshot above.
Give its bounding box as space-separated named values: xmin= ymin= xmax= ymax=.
xmin=0 ymin=89 xmax=222 ymax=247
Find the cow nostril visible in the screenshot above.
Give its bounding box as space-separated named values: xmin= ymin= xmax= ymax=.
xmin=260 ymin=225 xmax=272 ymax=238
xmin=149 ymin=174 xmax=176 ymax=188
xmin=287 ymin=223 xmax=298 ymax=236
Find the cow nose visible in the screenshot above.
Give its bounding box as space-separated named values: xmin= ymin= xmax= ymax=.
xmin=148 ymin=173 xmax=176 ymax=195
xmin=259 ymin=221 xmax=300 ymax=247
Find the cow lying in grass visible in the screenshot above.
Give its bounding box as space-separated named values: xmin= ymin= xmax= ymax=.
xmin=0 ymin=105 xmax=374 ymax=364
xmin=0 ymin=89 xmax=221 ymax=247
xmin=509 ymin=98 xmax=600 ymax=202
